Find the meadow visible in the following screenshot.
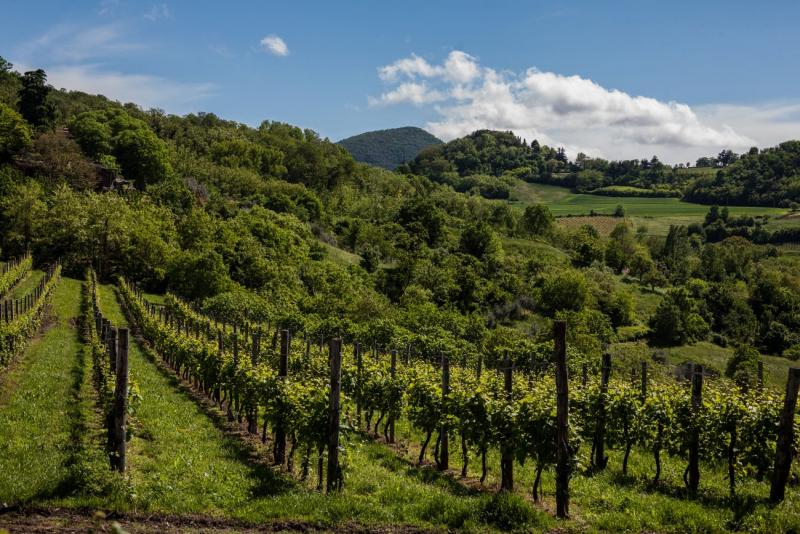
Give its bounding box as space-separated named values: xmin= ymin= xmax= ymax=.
xmin=508 ymin=181 xmax=790 ymax=235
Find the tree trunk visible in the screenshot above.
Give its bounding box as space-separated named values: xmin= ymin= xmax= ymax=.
xmin=460 ymin=432 xmax=468 ymax=477
xmin=480 ymin=446 xmax=488 ymax=484
xmin=418 ymin=430 xmax=432 ymax=466
xmin=532 ymin=463 xmax=545 ymax=502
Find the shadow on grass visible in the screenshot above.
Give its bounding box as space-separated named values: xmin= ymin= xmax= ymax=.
xmin=605 ymin=468 xmax=771 ymax=513
xmin=120 ymin=294 xmax=294 ymax=498
xmin=353 ymin=432 xmax=483 ymax=498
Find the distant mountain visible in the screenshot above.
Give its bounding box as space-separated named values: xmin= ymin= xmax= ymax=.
xmin=338 ymin=127 xmax=442 ymax=170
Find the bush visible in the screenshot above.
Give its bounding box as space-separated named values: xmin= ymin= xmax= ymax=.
xmin=478 ymin=492 xmax=541 ymax=531
xmin=725 ymin=344 xmax=761 ymax=389
xmin=784 ymin=344 xmax=800 ymax=361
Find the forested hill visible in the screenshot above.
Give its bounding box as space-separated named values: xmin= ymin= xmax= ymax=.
xmin=406 ymin=128 xmax=800 ymax=207
xmin=684 ymin=142 xmax=800 ymax=207
xmin=337 ymin=126 xmax=441 ymax=169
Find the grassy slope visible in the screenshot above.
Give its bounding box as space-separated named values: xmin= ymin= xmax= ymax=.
xmin=509 ymin=181 xmax=789 ymax=235
xmin=0 ymin=278 xmax=86 ymax=502
xmin=6 ymin=269 xmax=45 ymax=300
xmin=96 ymin=284 xmax=517 ymax=531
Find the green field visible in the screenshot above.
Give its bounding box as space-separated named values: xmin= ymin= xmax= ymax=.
xmin=509 ymin=181 xmax=790 ymax=235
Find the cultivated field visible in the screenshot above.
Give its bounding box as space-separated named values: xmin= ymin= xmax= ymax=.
xmin=509 ymin=181 xmax=791 ymax=235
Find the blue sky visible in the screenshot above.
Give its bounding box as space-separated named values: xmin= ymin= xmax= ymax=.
xmin=2 ymin=0 xmax=799 ymax=162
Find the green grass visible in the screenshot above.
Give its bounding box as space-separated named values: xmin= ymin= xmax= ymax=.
xmin=611 ymin=340 xmax=800 ymax=391
xmin=509 ymin=181 xmax=788 ymax=235
xmin=389 ymin=397 xmax=800 ymax=534
xmin=319 ymin=240 xmax=362 ymax=266
xmin=0 ymin=278 xmax=106 ymax=504
xmin=6 ymin=269 xmax=45 ymax=300
xmin=592 ymin=185 xmax=678 ymax=195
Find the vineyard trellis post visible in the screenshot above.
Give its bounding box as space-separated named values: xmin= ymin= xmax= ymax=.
xmin=439 ymin=353 xmax=450 ymax=471
xmin=554 ymin=320 xmax=570 ymax=519
xmin=688 ymin=363 xmax=703 ymax=497
xmin=275 ymin=329 xmax=290 ymax=466
xmin=593 ymin=352 xmax=611 ymax=470
xmin=108 ymin=326 xmax=118 ymax=374
xmin=757 ymin=360 xmax=764 ymax=388
xmin=327 ymin=337 xmax=343 ymax=493
xmin=355 ymin=342 xmax=362 ymax=427
xmin=112 ymin=328 xmax=129 ymax=472
xmin=641 ymin=361 xmax=648 ymax=400
xmin=770 ymin=367 xmax=800 ymax=503
xmin=501 ymin=356 xmax=513 ymax=490
xmin=389 ymin=349 xmax=397 ymax=443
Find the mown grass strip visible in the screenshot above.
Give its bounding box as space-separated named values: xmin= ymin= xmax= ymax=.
xmin=0 ymin=278 xmax=86 ymax=503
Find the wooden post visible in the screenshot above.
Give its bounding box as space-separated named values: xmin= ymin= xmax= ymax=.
xmin=113 ymin=329 xmax=129 ymax=472
xmin=251 ymin=331 xmax=260 ymax=366
xmin=594 ymin=352 xmax=611 ymax=470
xmin=581 ymin=363 xmax=588 ymax=386
xmin=477 ymin=353 xmax=483 ymax=380
xmin=228 ymin=333 xmax=238 ymax=422
xmin=389 ymin=350 xmax=397 ymax=443
xmin=641 ymin=361 xmax=648 ymax=400
xmin=327 ymin=338 xmax=343 ymax=493
xmin=355 ymin=342 xmax=362 ymax=426
xmin=770 ymin=368 xmax=800 ymax=503
xmin=757 ymin=360 xmax=764 ymax=388
xmin=688 ymin=363 xmax=703 ymax=496
xmin=108 ymin=327 xmax=118 ymax=374
xmin=500 ymin=357 xmax=514 ymax=490
xmin=440 ymin=354 xmax=450 ymax=471
xmin=554 ymin=320 xmax=570 ymax=519
xmin=275 ymin=329 xmax=290 ymax=465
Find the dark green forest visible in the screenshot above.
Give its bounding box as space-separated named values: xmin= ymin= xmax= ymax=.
xmin=338 ymin=126 xmax=442 ymax=170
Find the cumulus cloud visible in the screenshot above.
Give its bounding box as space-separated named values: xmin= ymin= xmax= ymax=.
xmin=372 ymin=50 xmax=773 ymax=162
xmin=369 ymin=82 xmax=446 ymax=107
xmin=260 ymin=35 xmax=289 ymax=56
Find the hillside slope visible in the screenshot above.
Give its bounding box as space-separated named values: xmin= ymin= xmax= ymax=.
xmin=338 ymin=126 xmax=441 ymax=169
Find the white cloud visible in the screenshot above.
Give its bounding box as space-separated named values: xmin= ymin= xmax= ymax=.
xmin=369 ymin=82 xmax=446 ymax=107
xmin=15 ymin=24 xmax=143 ymax=63
xmin=370 ymin=50 xmax=790 ymax=163
xmin=45 ymin=64 xmax=215 ymax=113
xmin=12 ymin=23 xmax=213 ymax=115
xmin=378 ymin=51 xmax=480 ymax=84
xmin=144 ymin=3 xmax=171 ymax=21
xmin=260 ymin=35 xmax=289 ymax=56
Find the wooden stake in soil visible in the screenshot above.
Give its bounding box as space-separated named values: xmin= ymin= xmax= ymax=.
xmin=112 ymin=329 xmax=129 ymax=472
xmin=688 ymin=363 xmax=703 ymax=497
xmin=593 ymin=352 xmax=611 ymax=470
xmin=275 ymin=329 xmax=290 ymax=466
xmin=770 ymin=367 xmax=800 ymax=503
xmin=355 ymin=342 xmax=362 ymax=426
xmin=389 ymin=349 xmax=397 ymax=443
xmin=554 ymin=320 xmax=570 ymax=519
xmin=327 ymin=338 xmax=343 ymax=493
xmin=500 ymin=357 xmax=514 ymax=490
xmin=641 ymin=361 xmax=648 ymax=400
xmin=439 ymin=354 xmax=450 ymax=471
